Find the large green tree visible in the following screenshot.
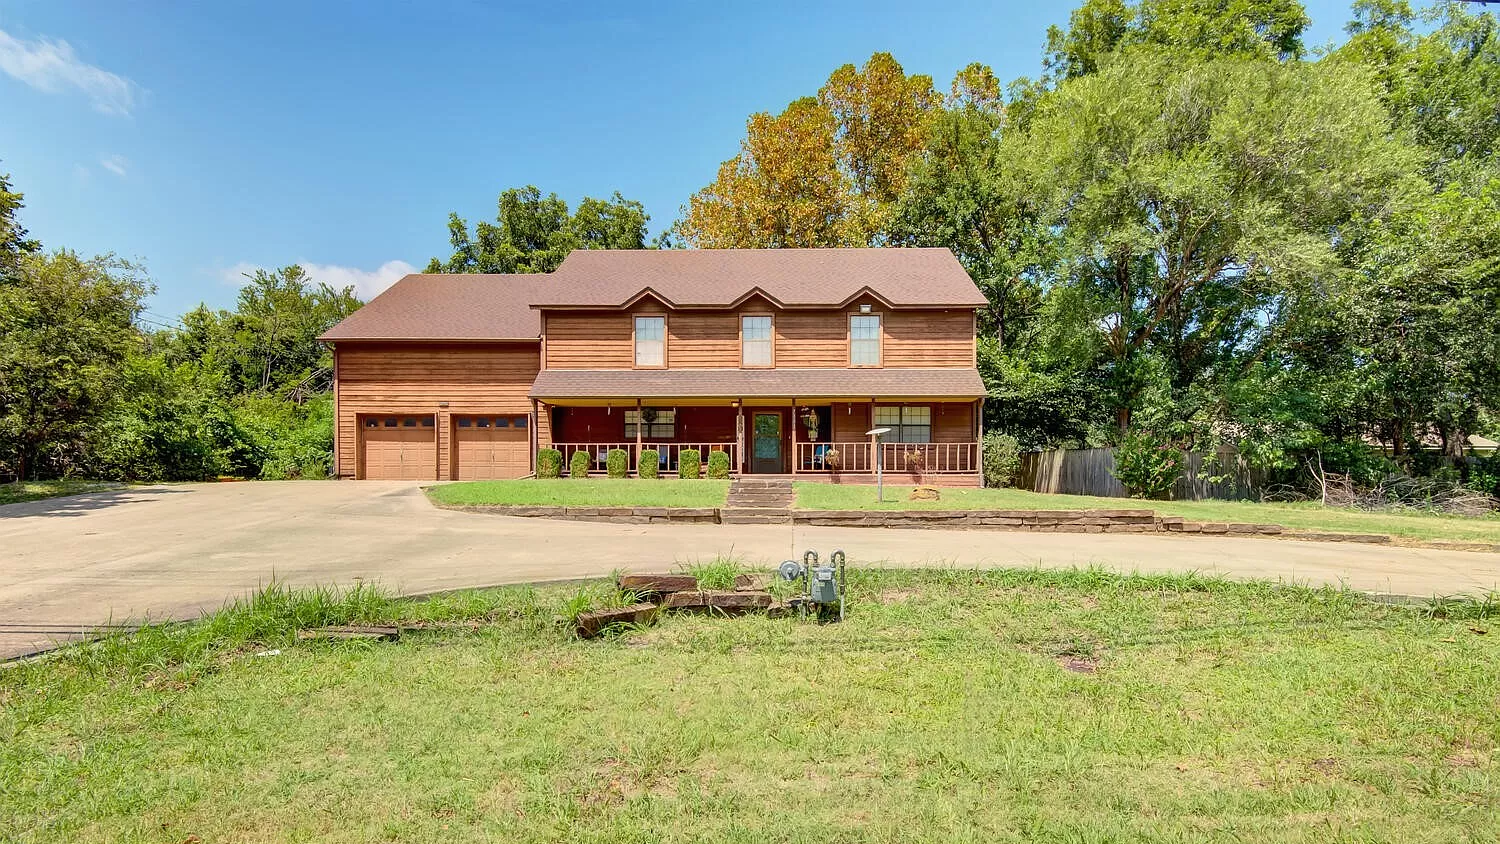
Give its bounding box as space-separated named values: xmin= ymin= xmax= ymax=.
xmin=0 ymin=252 xmax=150 ymax=479
xmin=1043 ymin=0 xmax=1309 ymax=82
xmin=427 ymin=186 xmax=649 ymax=274
xmin=1023 ymin=52 xmax=1416 ymax=435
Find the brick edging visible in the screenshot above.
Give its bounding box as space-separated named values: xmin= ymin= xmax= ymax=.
xmin=435 ymin=503 xmax=1487 ymax=550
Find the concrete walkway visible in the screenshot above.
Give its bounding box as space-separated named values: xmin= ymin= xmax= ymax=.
xmin=3 ymin=480 xmax=1498 ymax=659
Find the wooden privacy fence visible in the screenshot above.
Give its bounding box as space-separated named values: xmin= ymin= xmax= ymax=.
xmin=1017 ymin=447 xmax=1264 ymax=501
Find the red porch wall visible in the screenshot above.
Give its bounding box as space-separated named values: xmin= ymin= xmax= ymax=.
xmin=554 ymin=406 xmax=738 ymax=444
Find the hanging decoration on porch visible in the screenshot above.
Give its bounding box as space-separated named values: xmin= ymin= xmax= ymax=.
xmin=799 ymin=406 xmax=819 ymax=441
xmin=640 ymin=407 xmax=659 ymax=425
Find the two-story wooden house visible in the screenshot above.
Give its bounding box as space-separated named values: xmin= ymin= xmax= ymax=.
xmin=320 ymin=247 xmax=989 ymax=485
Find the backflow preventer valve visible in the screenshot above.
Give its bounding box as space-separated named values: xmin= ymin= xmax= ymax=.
xmin=778 ymin=549 xmax=847 ymax=622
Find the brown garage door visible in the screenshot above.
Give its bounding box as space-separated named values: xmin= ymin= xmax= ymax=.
xmin=454 ymin=415 xmax=530 ymax=480
xmin=361 ymin=415 xmax=436 ymax=480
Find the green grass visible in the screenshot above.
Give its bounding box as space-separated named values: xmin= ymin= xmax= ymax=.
xmin=4 ymin=572 xmax=1498 ymax=842
xmin=795 ymin=482 xmax=1500 ymax=544
xmin=0 ymin=479 xmax=118 ymax=506
xmin=427 ymin=478 xmax=730 ymax=508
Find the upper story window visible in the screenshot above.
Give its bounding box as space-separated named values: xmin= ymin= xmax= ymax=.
xmin=850 ymin=314 xmax=882 ymax=367
xmin=874 ymin=405 xmax=931 ymax=443
xmin=741 ymin=315 xmax=772 ymax=367
xmin=634 ymin=316 xmax=665 ymax=367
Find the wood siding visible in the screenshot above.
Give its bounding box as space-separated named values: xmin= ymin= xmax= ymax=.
xmin=669 ymin=313 xmax=739 ymax=368
xmin=884 ymin=311 xmax=973 ymax=368
xmin=544 ymin=314 xmax=632 ymax=369
xmin=334 ymin=342 xmax=539 ymax=479
xmin=542 ymin=305 xmax=976 ymax=371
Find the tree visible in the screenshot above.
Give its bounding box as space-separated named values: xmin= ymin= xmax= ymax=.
xmin=1341 ymin=181 xmax=1500 ymax=461
xmin=890 ymin=65 xmax=1052 ymax=353
xmin=1024 ymin=52 xmax=1417 ymax=435
xmin=0 ymin=252 xmax=150 ymax=479
xmin=676 ymin=97 xmax=852 ymax=248
xmin=676 ymin=53 xmax=938 ymax=247
xmin=0 ymin=166 xmax=42 ymax=281
xmin=170 ymin=265 xmax=360 ymax=398
xmin=1044 ymin=0 xmax=1308 ymax=83
xmin=427 ymin=186 xmax=649 ymax=274
xmin=1339 ymin=1 xmax=1499 ymax=185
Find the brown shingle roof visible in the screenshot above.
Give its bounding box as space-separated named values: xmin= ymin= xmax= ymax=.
xmin=320 ymin=248 xmax=985 ymax=342
xmin=319 ymin=274 xmax=547 ymax=341
xmin=537 ymin=247 xmax=987 ymax=309
xmin=530 ymin=368 xmax=986 ymax=400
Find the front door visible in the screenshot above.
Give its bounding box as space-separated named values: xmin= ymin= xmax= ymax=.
xmin=751 ymin=412 xmax=783 ymax=473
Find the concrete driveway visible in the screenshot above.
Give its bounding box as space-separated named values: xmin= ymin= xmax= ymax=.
xmin=3 ymin=480 xmax=1499 ymax=659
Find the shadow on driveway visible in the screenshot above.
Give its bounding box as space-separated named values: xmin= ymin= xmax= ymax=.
xmin=0 ymin=486 xmax=191 ymax=519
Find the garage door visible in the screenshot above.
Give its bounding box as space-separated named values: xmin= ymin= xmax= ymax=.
xmin=361 ymin=415 xmax=436 ymax=480
xmin=454 ymin=415 xmax=530 ymax=479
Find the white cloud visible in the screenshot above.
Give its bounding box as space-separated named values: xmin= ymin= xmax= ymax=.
xmin=300 ymin=260 xmax=418 ymax=299
xmin=219 ymin=260 xmax=417 ymax=300
xmin=100 ymin=154 xmax=127 ymax=177
xmin=0 ymin=28 xmax=139 ymax=116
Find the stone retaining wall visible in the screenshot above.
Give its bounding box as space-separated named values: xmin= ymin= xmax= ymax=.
xmin=445 ymin=505 xmax=719 ymax=524
xmin=443 ymin=504 xmax=1285 ymax=535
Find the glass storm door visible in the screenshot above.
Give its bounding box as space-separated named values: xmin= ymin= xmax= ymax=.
xmin=751 ymin=412 xmax=783 ymax=474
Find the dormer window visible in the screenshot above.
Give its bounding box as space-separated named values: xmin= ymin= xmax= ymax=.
xmin=741 ymin=315 xmax=772 ymax=367
xmin=634 ymin=316 xmax=665 ymax=367
xmin=850 ymin=313 xmax=881 ymax=366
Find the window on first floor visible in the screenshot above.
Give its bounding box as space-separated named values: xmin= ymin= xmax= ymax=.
xmin=624 ymin=408 xmax=675 ymax=439
xmin=874 ymin=405 xmax=931 ymax=443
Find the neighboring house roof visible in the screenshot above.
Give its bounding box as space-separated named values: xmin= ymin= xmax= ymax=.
xmin=534 ymin=247 xmax=989 ymax=310
xmin=319 ymin=274 xmax=547 ymax=341
xmin=530 ymin=368 xmax=987 ymax=400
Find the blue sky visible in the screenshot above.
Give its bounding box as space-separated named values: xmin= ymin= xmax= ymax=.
xmin=2 ymin=0 xmax=1362 ymax=319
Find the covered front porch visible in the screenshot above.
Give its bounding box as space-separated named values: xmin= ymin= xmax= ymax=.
xmin=539 ymin=398 xmax=982 ymax=484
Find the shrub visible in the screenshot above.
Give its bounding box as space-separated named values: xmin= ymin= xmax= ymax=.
xmin=639 ymin=449 xmax=660 ymax=479
xmin=1112 ymin=431 xmax=1184 ymax=499
xmin=537 ymin=448 xmax=563 ymax=479
xmin=569 ymin=450 xmax=591 ymax=479
xmin=707 ymin=450 xmax=731 ymax=479
xmin=982 ymin=432 xmax=1022 ymax=488
xmin=678 ymin=449 xmax=701 ymax=479
xmin=824 ymin=448 xmax=841 ymax=469
xmin=606 ymin=448 xmax=629 ymax=478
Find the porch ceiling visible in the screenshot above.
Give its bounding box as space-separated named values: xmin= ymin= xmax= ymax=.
xmin=529 ymin=368 xmax=986 ymax=401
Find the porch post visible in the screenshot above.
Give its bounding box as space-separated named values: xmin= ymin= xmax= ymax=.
xmin=736 ymin=399 xmax=745 ymax=474
xmin=976 ymin=397 xmax=984 ymax=487
xmin=790 ymin=397 xmax=798 ymax=475
xmin=635 ymin=398 xmax=643 ymax=476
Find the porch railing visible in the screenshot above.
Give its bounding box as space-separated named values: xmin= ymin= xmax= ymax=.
xmin=794 ymin=441 xmax=979 ymax=475
xmin=550 ymin=442 xmax=738 ymax=476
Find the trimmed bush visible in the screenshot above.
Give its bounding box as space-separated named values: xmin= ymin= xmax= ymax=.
xmin=678 ymin=449 xmax=701 ymax=479
xmin=639 ymin=449 xmax=660 ymax=479
xmin=707 ymin=450 xmax=731 ymax=479
xmin=981 ymin=432 xmax=1021 ymax=488
xmin=606 ymin=448 xmax=629 ymax=478
xmin=537 ymin=448 xmax=563 ymax=479
xmin=569 ymin=450 xmax=591 ymax=479
xmin=1112 ymin=431 xmax=1184 ymax=499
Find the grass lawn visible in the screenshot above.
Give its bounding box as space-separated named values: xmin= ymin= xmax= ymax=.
xmin=795 ymin=482 xmax=1500 ymax=545
xmin=3 ymin=571 xmax=1497 ymax=842
xmin=427 ymin=478 xmax=730 ymax=508
xmin=0 ymin=479 xmax=117 ymax=506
